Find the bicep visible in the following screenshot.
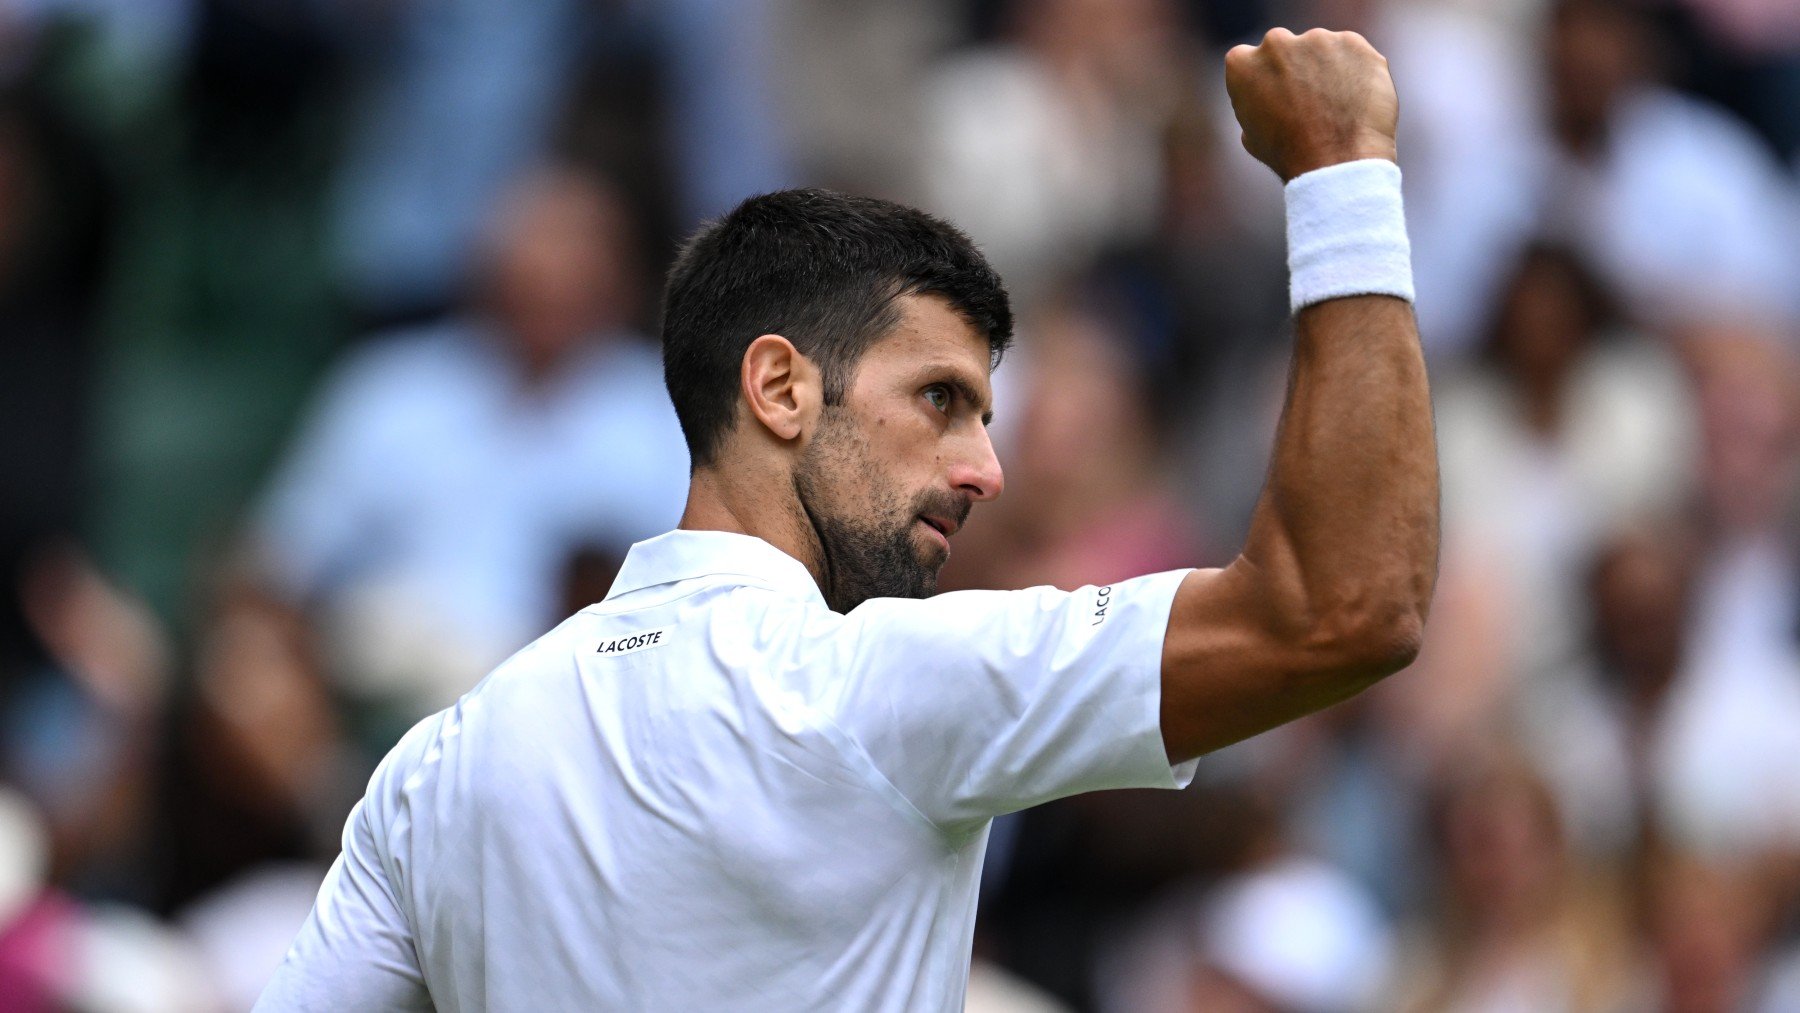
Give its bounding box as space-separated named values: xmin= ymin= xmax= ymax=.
xmin=1160 ymin=562 xmax=1392 ymax=762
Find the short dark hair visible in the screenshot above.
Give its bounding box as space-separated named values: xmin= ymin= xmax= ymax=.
xmin=660 ymin=188 xmax=1013 ymax=467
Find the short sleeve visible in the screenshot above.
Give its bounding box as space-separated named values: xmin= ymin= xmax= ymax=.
xmin=817 ymin=569 xmax=1197 ymax=833
xmin=254 ymin=799 xmax=432 ymax=1012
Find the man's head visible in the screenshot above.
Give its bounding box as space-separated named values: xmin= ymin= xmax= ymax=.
xmin=661 ymin=189 xmax=1013 ymax=611
xmin=479 ymin=165 xmax=641 ymax=375
xmin=1547 ymin=0 xmax=1655 ymax=152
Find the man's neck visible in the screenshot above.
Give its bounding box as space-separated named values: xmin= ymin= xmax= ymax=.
xmin=679 ymin=468 xmax=827 ymax=591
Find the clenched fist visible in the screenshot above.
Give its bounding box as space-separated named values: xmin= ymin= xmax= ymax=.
xmin=1224 ymin=28 xmax=1399 ymax=181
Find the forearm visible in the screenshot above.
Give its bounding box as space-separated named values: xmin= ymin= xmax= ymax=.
xmin=1240 ymin=292 xmax=1438 ymax=662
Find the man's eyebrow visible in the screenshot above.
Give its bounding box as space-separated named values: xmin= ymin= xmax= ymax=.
xmin=946 ymin=375 xmax=994 ymax=426
xmin=909 ymin=360 xmax=995 ymax=423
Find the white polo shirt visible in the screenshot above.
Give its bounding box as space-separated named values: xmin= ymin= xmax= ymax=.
xmin=257 ymin=530 xmax=1196 ymax=1012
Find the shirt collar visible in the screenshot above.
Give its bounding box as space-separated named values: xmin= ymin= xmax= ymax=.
xmin=605 ymin=529 xmax=826 ymax=606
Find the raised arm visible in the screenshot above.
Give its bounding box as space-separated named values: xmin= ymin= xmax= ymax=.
xmin=1160 ymin=28 xmax=1439 ymax=761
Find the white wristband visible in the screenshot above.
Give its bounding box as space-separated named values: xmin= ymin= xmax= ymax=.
xmin=1285 ymin=159 xmax=1414 ymax=313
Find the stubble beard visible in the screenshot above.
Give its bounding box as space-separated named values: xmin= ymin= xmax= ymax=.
xmin=793 ymin=412 xmax=947 ymax=613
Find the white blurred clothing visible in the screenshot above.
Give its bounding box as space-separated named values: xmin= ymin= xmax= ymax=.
xmin=1521 ymin=536 xmax=1800 ymax=861
xmin=1654 ymin=535 xmax=1800 ymax=856
xmin=1652 ymin=648 xmax=1800 ymax=856
xmin=965 ymin=959 xmax=1071 ymax=1013
xmin=1380 ymin=6 xmax=1800 ymax=351
xmin=1199 ymin=857 xmax=1394 ymax=1013
xmin=1538 ymin=89 xmax=1800 ymax=328
xmin=1517 ymin=663 xmax=1638 ymax=855
xmin=919 ymin=48 xmax=1162 ymax=306
xmin=1435 ymin=339 xmax=1698 ymax=679
xmin=1095 ymin=857 xmax=1393 ymax=1013
xmin=181 ymin=863 xmax=329 ymax=1013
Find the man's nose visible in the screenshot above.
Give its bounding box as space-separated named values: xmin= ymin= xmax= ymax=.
xmin=950 ymin=426 xmax=1004 ymax=502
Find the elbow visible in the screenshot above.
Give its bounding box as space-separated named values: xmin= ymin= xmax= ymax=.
xmin=1351 ymin=607 xmax=1426 ymax=676
xmin=1308 ymin=599 xmax=1427 ymax=683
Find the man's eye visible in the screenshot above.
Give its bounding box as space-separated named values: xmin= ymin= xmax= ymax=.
xmin=924 ymin=385 xmax=951 ymax=413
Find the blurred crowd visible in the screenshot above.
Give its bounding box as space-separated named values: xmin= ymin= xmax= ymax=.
xmin=2 ymin=0 xmax=1799 ymax=1010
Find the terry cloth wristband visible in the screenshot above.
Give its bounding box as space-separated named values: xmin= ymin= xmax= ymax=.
xmin=1285 ymin=158 xmax=1414 ymax=313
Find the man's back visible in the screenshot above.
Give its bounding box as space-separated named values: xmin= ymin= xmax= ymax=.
xmin=258 ymin=531 xmax=1192 ymax=1011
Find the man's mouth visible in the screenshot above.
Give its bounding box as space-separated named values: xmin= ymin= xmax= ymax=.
xmin=919 ymin=513 xmax=958 ymax=538
xmin=917 ymin=514 xmax=954 ymax=550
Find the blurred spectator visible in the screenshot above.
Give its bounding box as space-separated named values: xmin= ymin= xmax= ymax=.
xmin=1185 ymin=856 xmax=1394 ymax=1013
xmin=1 ymin=529 xmax=253 ymax=1010
xmin=1534 ymin=0 xmax=1800 ymax=327
xmin=1385 ymin=746 xmax=1634 ymax=1012
xmin=1650 ymin=331 xmax=1800 ymax=860
xmin=1382 ymin=0 xmax=1800 ymax=354
xmin=767 ymin=0 xmax=961 ymax=198
xmin=326 ymin=0 xmax=590 ymax=322
xmin=1377 ymin=2 xmax=1542 ymax=357
xmin=1092 ymin=784 xmax=1392 ymax=1013
xmin=1431 ymin=243 xmax=1695 ymax=698
xmin=331 ymin=0 xmax=792 ymax=322
xmin=2 ymin=543 xmax=168 ymax=901
xmin=1529 ymin=496 xmax=1800 ymax=868
xmin=1094 ymin=97 xmax=1288 ymax=538
xmin=918 ymin=0 xmax=1194 ymax=309
xmin=1631 ymin=850 xmax=1778 ymax=1012
xmin=254 ymin=164 xmax=689 ymax=717
xmin=1522 ymin=523 xmax=1692 ymax=857
xmin=953 ymin=295 xmax=1205 ymax=594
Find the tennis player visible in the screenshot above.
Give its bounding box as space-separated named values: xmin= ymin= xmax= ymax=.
xmin=258 ymin=27 xmax=1437 ymax=1012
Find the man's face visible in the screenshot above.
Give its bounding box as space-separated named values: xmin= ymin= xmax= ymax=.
xmin=793 ymin=294 xmax=1004 ymax=612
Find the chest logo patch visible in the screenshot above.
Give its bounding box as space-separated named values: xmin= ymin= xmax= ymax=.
xmin=595 ymin=625 xmax=674 ymax=657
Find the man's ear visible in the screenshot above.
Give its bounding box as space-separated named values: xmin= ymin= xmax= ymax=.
xmin=740 ymin=334 xmax=822 ymax=444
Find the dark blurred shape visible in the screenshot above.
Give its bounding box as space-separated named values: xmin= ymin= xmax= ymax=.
xmin=1097 ymin=99 xmax=1287 ymax=427
xmin=0 ymin=62 xmax=116 ymax=559
xmin=1548 ymin=0 xmax=1660 ymax=158
xmin=185 ymin=0 xmax=344 ymax=165
xmin=558 ymin=545 xmax=626 ymax=623
xmin=155 ymin=569 xmax=344 ymax=913
xmin=1478 ymin=243 xmax=1618 ymax=417
xmin=1588 ymin=524 xmax=1698 ymax=723
xmin=1657 ymin=0 xmax=1800 ymax=160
